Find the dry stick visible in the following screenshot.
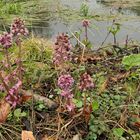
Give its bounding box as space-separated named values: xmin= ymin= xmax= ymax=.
xmin=83 ymin=92 xmax=87 ymax=114
xmin=0 ymin=72 xmax=10 ymax=94
xmin=101 ymin=20 xmax=115 ymax=47
xmin=69 ymin=29 xmax=86 ymax=63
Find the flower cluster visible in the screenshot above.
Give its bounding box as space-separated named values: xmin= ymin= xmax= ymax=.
xmin=58 ymin=74 xmax=75 ymax=111
xmin=0 ymin=71 xmax=22 ymax=107
xmin=0 ymin=32 xmax=12 ymax=49
xmin=11 ymin=18 xmax=28 ymax=37
xmin=5 ymin=79 xmax=22 ymax=107
xmin=53 ymin=33 xmax=72 ymax=65
xmin=82 ymin=19 xmax=90 ymax=27
xmin=0 ymin=18 xmax=29 ymax=49
xmin=58 ymin=74 xmax=74 ymax=90
xmin=0 ymin=18 xmax=28 ymax=108
xmin=79 ymin=72 xmax=94 ymax=91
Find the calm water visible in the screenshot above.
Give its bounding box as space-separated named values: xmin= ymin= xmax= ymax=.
xmin=29 ymin=0 xmax=140 ymax=47
xmin=1 ymin=0 xmax=140 ymax=47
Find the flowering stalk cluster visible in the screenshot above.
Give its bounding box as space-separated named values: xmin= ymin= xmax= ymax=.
xmin=79 ymin=72 xmax=94 ymax=120
xmin=11 ymin=18 xmax=28 ymax=80
xmin=0 ymin=33 xmax=12 ymax=49
xmin=53 ymin=33 xmax=72 ymax=66
xmin=58 ymin=74 xmax=75 ymax=112
xmin=5 ymin=79 xmax=22 ymax=107
xmin=11 ymin=18 xmax=28 ymax=37
xmin=79 ymin=72 xmax=94 ymax=91
xmin=0 ymin=18 xmax=28 ymax=107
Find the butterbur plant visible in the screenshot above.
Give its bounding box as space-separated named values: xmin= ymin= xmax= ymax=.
xmin=108 ymin=22 xmax=120 ymax=45
xmin=0 ymin=18 xmax=28 ymax=108
xmin=11 ymin=18 xmax=28 ymax=80
xmin=81 ymin=19 xmax=90 ymax=63
xmin=58 ymin=74 xmax=75 ymax=112
xmin=0 ymin=32 xmax=12 ymax=49
xmin=82 ymin=19 xmax=90 ymax=42
xmin=79 ymin=72 xmax=94 ymax=91
xmin=53 ymin=33 xmax=72 ymax=66
xmin=0 ymin=32 xmax=13 ymax=71
xmin=11 ymin=18 xmax=28 ymax=38
xmin=79 ymin=72 xmax=94 ymax=123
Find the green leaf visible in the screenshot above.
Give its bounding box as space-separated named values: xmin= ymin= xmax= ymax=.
xmin=122 ymin=54 xmax=140 ymax=69
xmin=73 ymin=99 xmax=83 ymax=108
xmin=21 ymin=112 xmax=27 ymax=117
xmin=92 ymin=101 xmax=99 ymax=111
xmin=14 ymin=108 xmax=21 ymax=117
xmin=76 ymin=100 xmax=83 ymax=108
xmin=113 ymin=128 xmax=124 ymax=138
xmin=39 ymin=104 xmax=45 ymax=109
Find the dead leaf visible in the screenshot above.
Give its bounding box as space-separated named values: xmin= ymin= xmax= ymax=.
xmin=0 ymin=99 xmax=11 ymax=123
xmin=83 ymin=104 xmax=92 ymax=124
xmin=72 ymin=134 xmax=80 ymax=140
xmin=21 ymin=131 xmax=36 ymax=140
xmin=42 ymin=135 xmax=56 ymax=140
xmin=131 ymin=114 xmax=140 ymax=128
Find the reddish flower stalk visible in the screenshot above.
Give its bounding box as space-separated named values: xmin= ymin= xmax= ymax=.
xmin=79 ymin=72 xmax=94 ymax=117
xmin=79 ymin=72 xmax=94 ymax=91
xmin=0 ymin=32 xmax=13 ymax=72
xmin=58 ymin=74 xmax=75 ymax=112
xmin=53 ymin=33 xmax=72 ymax=66
xmin=0 ymin=18 xmax=28 ymax=108
xmin=82 ymin=19 xmax=90 ymax=42
xmin=11 ymin=18 xmax=28 ymax=81
xmin=5 ymin=79 xmax=22 ymax=107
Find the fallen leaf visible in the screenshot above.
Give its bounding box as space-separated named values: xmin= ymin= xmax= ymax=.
xmin=21 ymin=131 xmax=36 ymax=140
xmin=72 ymin=134 xmax=80 ymax=140
xmin=42 ymin=135 xmax=56 ymax=140
xmin=131 ymin=114 xmax=140 ymax=128
xmin=0 ymin=99 xmax=11 ymax=123
xmin=83 ymin=104 xmax=92 ymax=124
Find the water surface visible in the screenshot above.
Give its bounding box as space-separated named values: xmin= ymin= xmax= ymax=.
xmin=1 ymin=0 xmax=140 ymax=47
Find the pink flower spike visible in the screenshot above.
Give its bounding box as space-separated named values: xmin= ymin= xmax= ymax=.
xmin=60 ymin=90 xmax=73 ymax=99
xmin=0 ymin=32 xmax=12 ymax=49
xmin=82 ymin=19 xmax=90 ymax=27
xmin=11 ymin=18 xmax=28 ymax=37
xmin=66 ymin=103 xmax=75 ymax=112
xmin=79 ymin=72 xmax=94 ymax=91
xmin=58 ymin=74 xmax=74 ymax=90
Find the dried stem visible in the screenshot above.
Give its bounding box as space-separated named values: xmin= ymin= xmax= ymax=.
xmin=0 ymin=72 xmax=10 ymax=94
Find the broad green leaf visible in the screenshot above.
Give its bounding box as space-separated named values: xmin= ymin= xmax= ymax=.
xmin=14 ymin=108 xmax=21 ymax=117
xmin=76 ymin=100 xmax=83 ymax=108
xmin=21 ymin=112 xmax=27 ymax=117
xmin=92 ymin=101 xmax=99 ymax=111
xmin=113 ymin=128 xmax=124 ymax=138
xmin=122 ymin=54 xmax=140 ymax=69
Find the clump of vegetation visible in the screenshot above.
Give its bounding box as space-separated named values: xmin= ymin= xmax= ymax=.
xmin=0 ymin=5 xmax=139 ymax=140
